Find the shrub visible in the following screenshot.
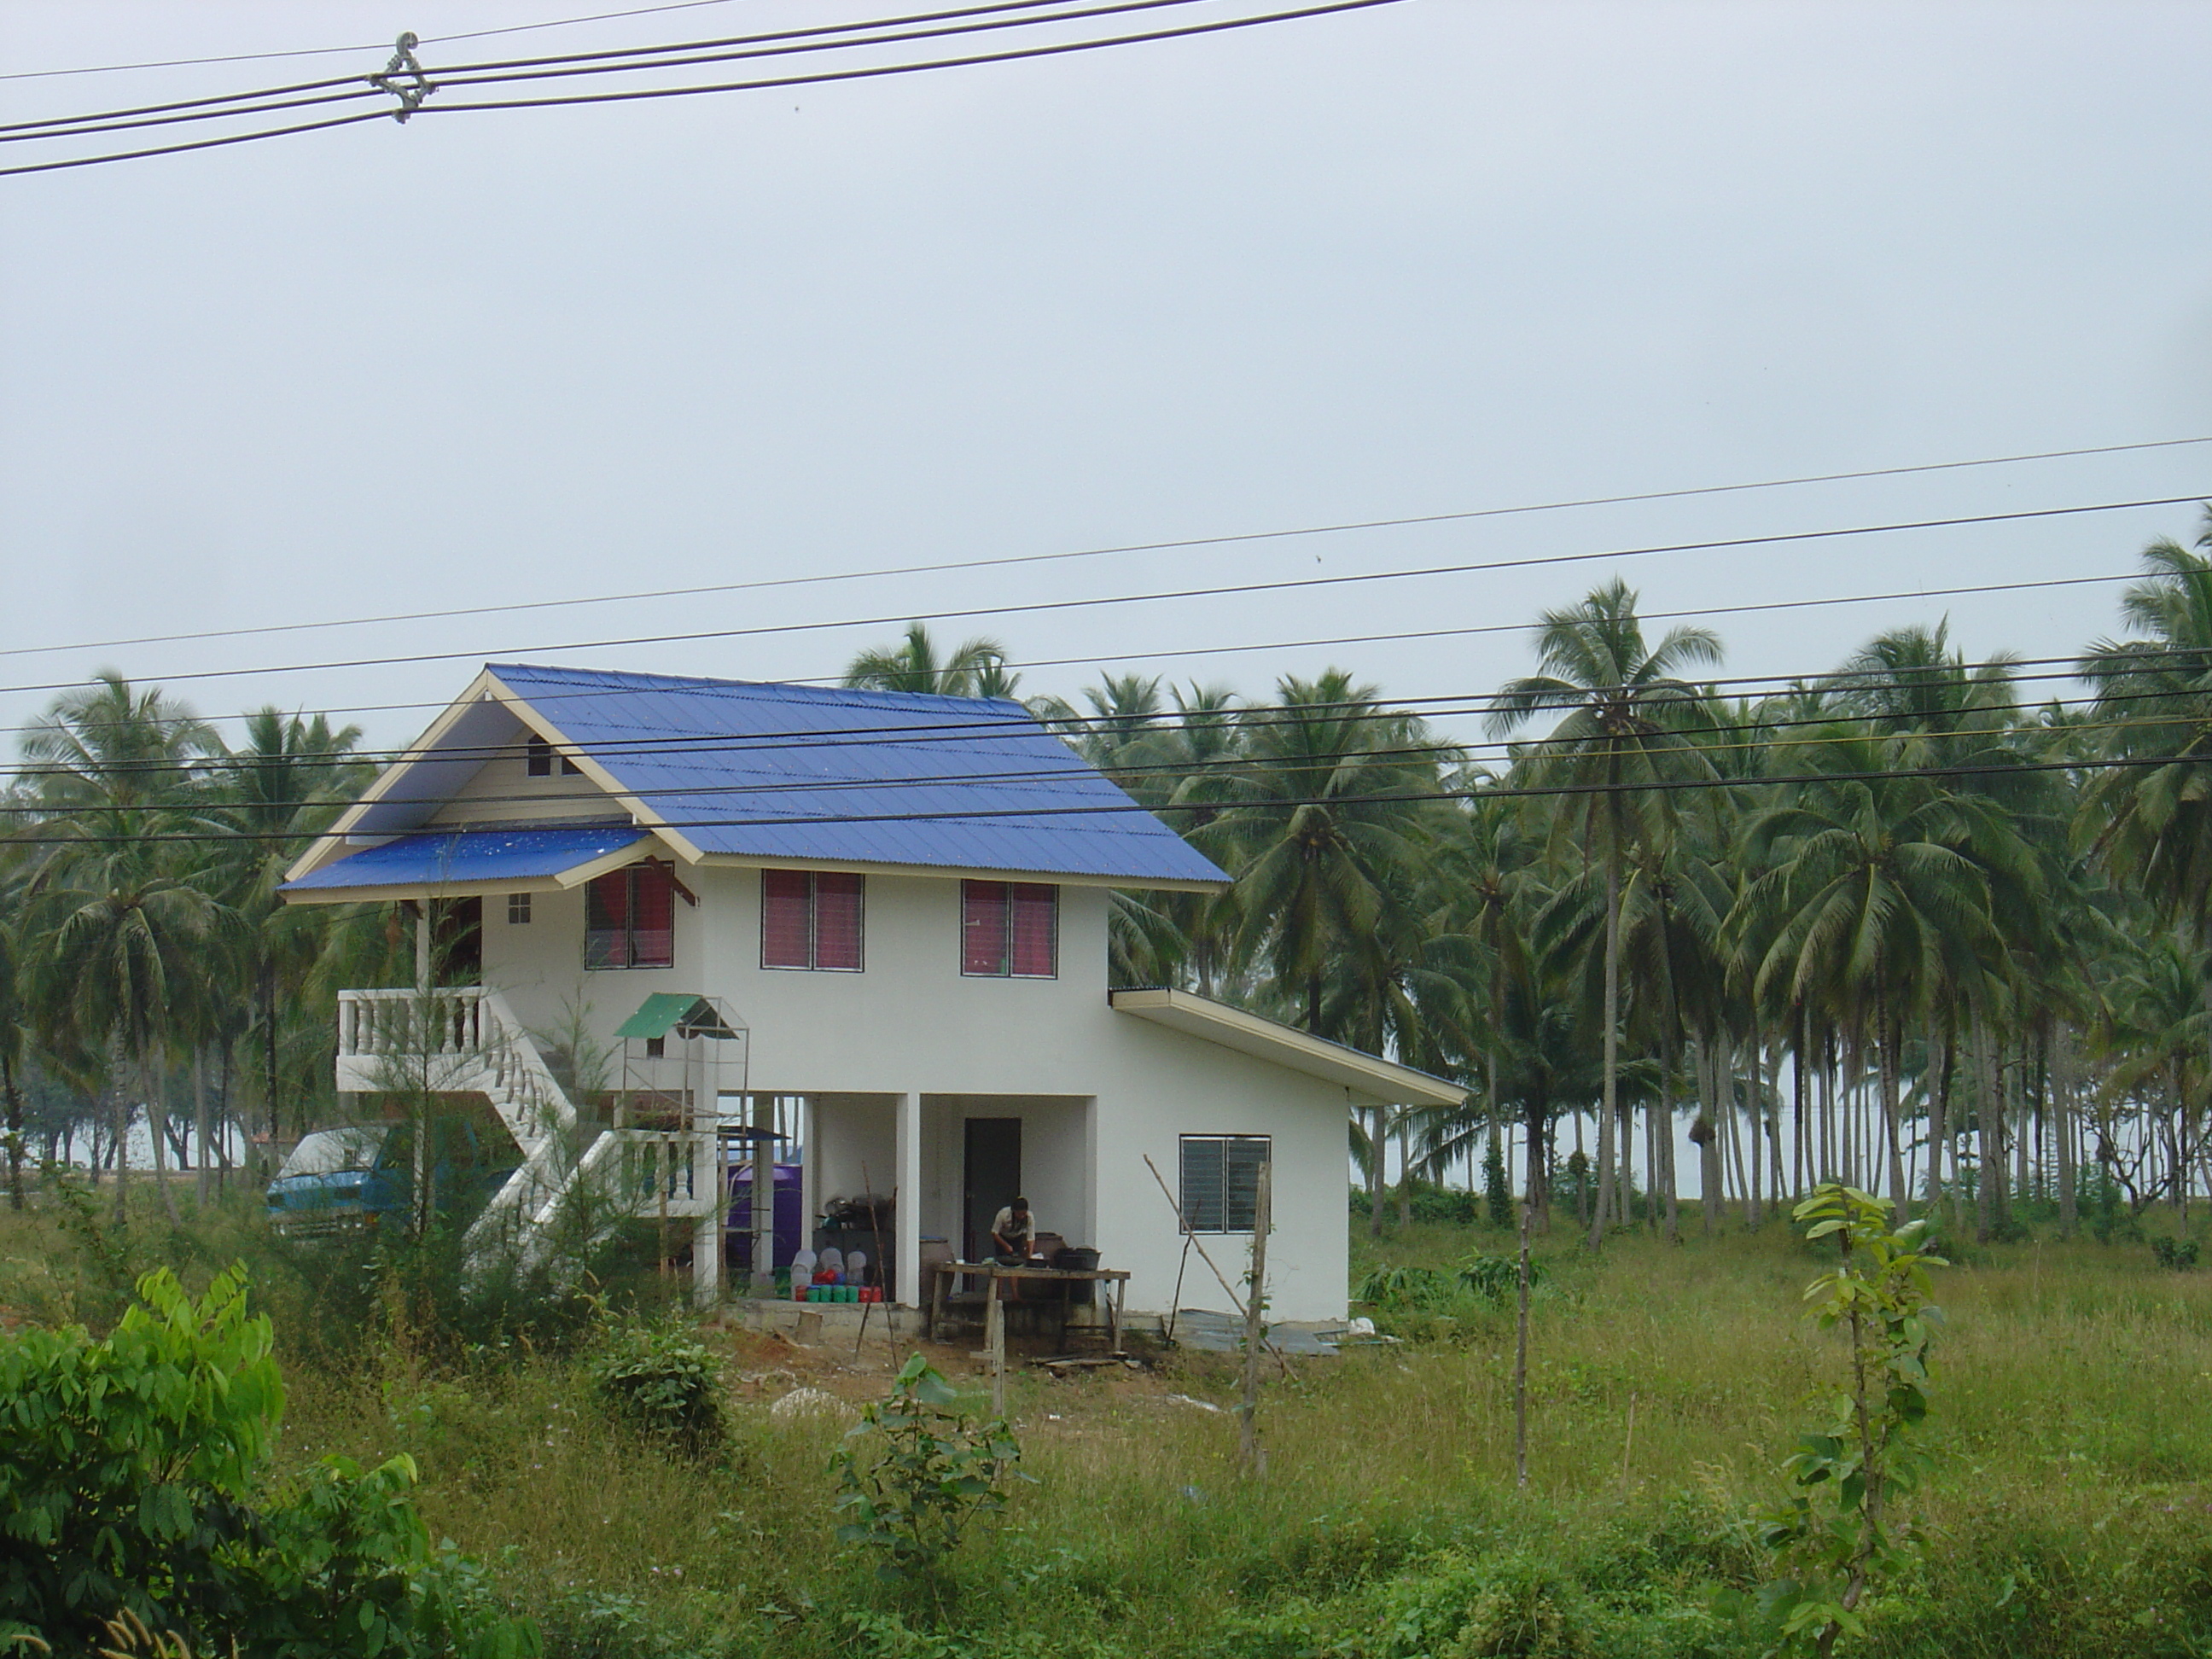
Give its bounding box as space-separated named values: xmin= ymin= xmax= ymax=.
xmin=0 ymin=1262 xmax=536 ymax=1656
xmin=586 ymin=1319 xmax=725 ymax=1456
xmin=2151 ymin=1237 xmax=2199 ymax=1270
xmin=832 ymin=1354 xmax=1027 ymax=1581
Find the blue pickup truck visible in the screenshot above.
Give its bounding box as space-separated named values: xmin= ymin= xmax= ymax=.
xmin=265 ymin=1122 xmax=515 ymax=1236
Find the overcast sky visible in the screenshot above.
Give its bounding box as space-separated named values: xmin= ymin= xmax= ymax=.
xmin=3 ymin=0 xmax=2209 ymax=761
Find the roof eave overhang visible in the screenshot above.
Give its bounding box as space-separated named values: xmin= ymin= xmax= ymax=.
xmin=1109 ymin=987 xmax=1466 ymax=1107
xmin=282 ymin=667 xmax=708 ymax=888
xmin=692 ymin=852 xmax=1226 ymax=894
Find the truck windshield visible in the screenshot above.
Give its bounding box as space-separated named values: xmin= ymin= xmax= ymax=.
xmin=278 ymin=1127 xmax=386 ymax=1179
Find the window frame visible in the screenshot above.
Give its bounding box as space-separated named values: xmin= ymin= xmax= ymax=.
xmin=525 ymin=734 xmax=584 ymax=777
xmin=1177 ymin=1134 xmax=1272 ymax=1233
xmin=506 ymin=893 xmax=532 ymax=925
xmin=584 ymin=863 xmax=676 ymax=971
xmin=759 ymin=870 xmax=865 ymax=973
xmin=959 ymin=880 xmax=1059 ymax=979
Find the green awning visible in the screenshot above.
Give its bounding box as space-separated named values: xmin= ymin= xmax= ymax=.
xmin=614 ymin=994 xmax=739 ymax=1041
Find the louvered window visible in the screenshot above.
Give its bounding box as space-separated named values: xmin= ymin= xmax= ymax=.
xmin=961 ymin=881 xmax=1057 ymax=978
xmin=1179 ymin=1135 xmax=1270 ymax=1232
xmin=760 ymin=870 xmax=864 ymax=971
xmin=585 ymin=863 xmax=675 ymax=969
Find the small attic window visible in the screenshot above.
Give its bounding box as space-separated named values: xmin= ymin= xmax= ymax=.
xmin=527 ymin=734 xmax=585 ymax=777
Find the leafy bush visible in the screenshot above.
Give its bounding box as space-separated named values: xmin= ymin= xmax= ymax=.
xmin=1458 ymin=1253 xmax=1541 ymax=1307
xmin=832 ymin=1355 xmax=1027 ymax=1581
xmin=587 ymin=1319 xmax=725 ymax=1456
xmin=0 ymin=1262 xmax=536 ymax=1656
xmin=2151 ymin=1236 xmax=2198 ymax=1270
xmin=1353 ymin=1264 xmax=1457 ymax=1309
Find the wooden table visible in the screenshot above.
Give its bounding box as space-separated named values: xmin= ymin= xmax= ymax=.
xmin=927 ymin=1260 xmax=1131 ymax=1352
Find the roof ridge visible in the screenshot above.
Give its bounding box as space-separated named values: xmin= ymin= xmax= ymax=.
xmin=489 ymin=661 xmax=1033 ymax=717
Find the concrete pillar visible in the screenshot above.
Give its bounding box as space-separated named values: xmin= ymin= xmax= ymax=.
xmin=692 ymin=1113 xmax=722 ymax=1308
xmin=896 ymin=1091 xmax=922 ymax=1307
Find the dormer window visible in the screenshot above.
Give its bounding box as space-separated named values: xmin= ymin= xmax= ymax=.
xmin=760 ymin=870 xmax=864 ymax=971
xmin=961 ymin=881 xmax=1057 ymax=978
xmin=527 ymin=734 xmax=584 ymax=777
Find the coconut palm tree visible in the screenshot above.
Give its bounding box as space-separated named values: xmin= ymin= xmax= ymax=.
xmin=1736 ymin=730 xmax=2039 ymax=1214
xmin=17 ymin=676 xmax=224 ymax=1221
xmin=1487 ymin=578 xmax=1722 ymax=1246
xmin=842 ymin=623 xmax=1016 ymax=697
xmin=201 ymin=708 xmax=369 ymax=1144
xmin=1205 ymin=671 xmax=1442 ymax=1039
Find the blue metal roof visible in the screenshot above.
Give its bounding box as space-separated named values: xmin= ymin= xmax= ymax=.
xmin=482 ymin=663 xmax=1230 ymax=887
xmin=282 ymin=824 xmax=650 ymax=894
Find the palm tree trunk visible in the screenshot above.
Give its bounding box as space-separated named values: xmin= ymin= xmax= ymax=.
xmin=1397 ymin=1120 xmax=1414 ymax=1228
xmin=194 ymin=1047 xmax=212 ymax=1210
xmin=1877 ymin=991 xmax=1908 ymax=1215
xmin=108 ymin=1031 xmax=131 ymax=1225
xmin=1 ymin=1049 xmax=23 ymax=1212
xmin=1367 ymin=1105 xmax=1387 ymax=1237
xmin=2054 ymin=1026 xmax=2078 ymax=1237
xmin=1524 ymin=1093 xmax=1551 ymax=1232
xmin=144 ymin=1047 xmax=180 ymax=1225
xmin=1990 ymin=1026 xmax=2008 ymax=1247
xmin=1589 ymin=852 xmax=1622 ymax=1249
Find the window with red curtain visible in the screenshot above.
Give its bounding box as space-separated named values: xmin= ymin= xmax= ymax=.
xmin=584 ymin=869 xmax=629 ymax=969
xmin=962 ymin=882 xmax=1010 ymax=975
xmin=1010 ymin=883 xmax=1057 ymax=977
xmin=630 ymin=863 xmax=674 ymax=968
xmin=814 ymin=873 xmax=864 ymax=971
xmin=760 ymin=870 xmax=865 ymax=971
xmin=760 ymin=870 xmax=812 ymax=969
xmin=962 ymin=881 xmax=1057 ymax=978
xmin=585 ymin=864 xmax=676 ymax=969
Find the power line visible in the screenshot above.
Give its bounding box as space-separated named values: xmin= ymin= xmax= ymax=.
xmin=6 ymin=748 xmax=2208 ymax=851
xmin=0 ymin=559 xmax=2191 ymax=754
xmin=8 ymin=648 xmax=2209 ymax=799
xmin=0 ymin=2 xmax=746 ymax=83
xmin=0 ymin=0 xmax=1187 ymax=142
xmin=0 ymin=491 xmax=2197 ymax=701
xmin=0 ymin=0 xmax=1403 ymax=176
xmin=8 ymin=435 xmax=2203 ymax=667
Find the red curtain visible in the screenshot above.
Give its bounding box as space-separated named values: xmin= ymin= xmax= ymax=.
xmin=1010 ymin=883 xmax=1057 ymax=978
xmin=814 ymin=873 xmax=864 ymax=970
xmin=631 ymin=864 xmax=675 ymax=969
xmin=761 ymin=870 xmax=812 ymax=969
xmin=962 ymin=882 xmax=1010 ymax=975
xmin=584 ymin=870 xmax=629 ymax=969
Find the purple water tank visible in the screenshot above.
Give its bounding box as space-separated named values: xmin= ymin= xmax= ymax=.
xmin=727 ymin=1161 xmax=804 ymax=1272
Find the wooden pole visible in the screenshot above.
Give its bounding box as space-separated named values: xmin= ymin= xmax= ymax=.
xmin=1514 ymin=1200 xmax=1532 ymax=1488
xmin=986 ymin=1270 xmax=1006 ymax=1418
xmin=1238 ymin=1162 xmax=1271 ymax=1478
xmin=1141 ymin=1155 xmax=1293 ymax=1372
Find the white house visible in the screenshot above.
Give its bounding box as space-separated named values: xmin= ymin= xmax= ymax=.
xmin=279 ymin=662 xmax=1463 ymax=1324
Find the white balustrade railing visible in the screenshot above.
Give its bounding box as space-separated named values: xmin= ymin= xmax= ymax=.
xmin=335 ymin=987 xmax=578 ymax=1151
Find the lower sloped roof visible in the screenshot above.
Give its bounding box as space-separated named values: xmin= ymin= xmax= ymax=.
xmin=281 ymin=824 xmax=650 ymax=899
xmin=1109 ymin=988 xmax=1466 ymax=1107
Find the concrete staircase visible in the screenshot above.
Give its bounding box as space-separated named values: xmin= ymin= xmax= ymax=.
xmin=335 ymin=987 xmax=723 ymax=1298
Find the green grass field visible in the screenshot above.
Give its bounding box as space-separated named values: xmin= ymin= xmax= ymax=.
xmin=7 ymin=1190 xmax=2212 ymax=1657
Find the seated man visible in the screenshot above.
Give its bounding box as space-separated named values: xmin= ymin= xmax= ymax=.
xmin=990 ymin=1196 xmax=1037 ymax=1265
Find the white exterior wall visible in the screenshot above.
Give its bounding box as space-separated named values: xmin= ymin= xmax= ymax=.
xmin=457 ymin=841 xmax=1351 ymax=1320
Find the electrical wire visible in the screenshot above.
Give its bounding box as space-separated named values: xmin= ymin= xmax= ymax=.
xmin=6 ymin=434 xmax=2202 ymax=667
xmin=0 ymin=1 xmax=746 ymax=83
xmin=0 ymin=0 xmax=1200 ymax=142
xmin=7 ymin=745 xmax=2209 ymax=852
xmin=0 ymin=490 xmax=2197 ymax=701
xmin=0 ymin=0 xmax=1403 ymax=175
xmin=0 ymin=564 xmax=2192 ymax=757
xmin=6 ymin=649 xmax=2209 ymax=803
